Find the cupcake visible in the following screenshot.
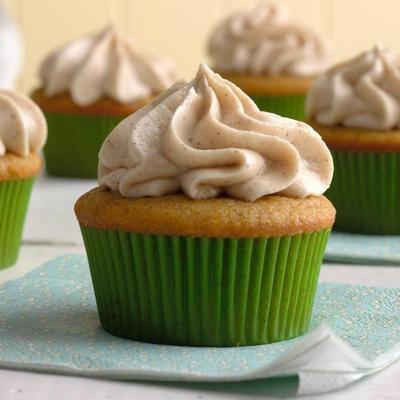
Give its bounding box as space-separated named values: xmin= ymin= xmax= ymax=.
xmin=0 ymin=90 xmax=47 ymax=268
xmin=207 ymin=2 xmax=331 ymax=120
xmin=32 ymin=25 xmax=178 ymax=179
xmin=307 ymin=45 xmax=400 ymax=234
xmin=75 ymin=64 xmax=335 ymax=346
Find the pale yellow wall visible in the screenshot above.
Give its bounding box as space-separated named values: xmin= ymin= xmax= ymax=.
xmin=2 ymin=0 xmax=400 ymax=93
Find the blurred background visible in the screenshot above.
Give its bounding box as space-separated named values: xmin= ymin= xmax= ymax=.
xmin=2 ymin=0 xmax=400 ymax=92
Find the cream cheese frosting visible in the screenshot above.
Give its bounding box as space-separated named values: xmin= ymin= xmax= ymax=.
xmin=307 ymin=46 xmax=400 ymax=130
xmin=0 ymin=90 xmax=47 ymax=157
xmin=208 ymin=2 xmax=331 ymax=77
xmin=98 ymin=64 xmax=333 ymax=202
xmin=39 ymin=25 xmax=178 ymax=106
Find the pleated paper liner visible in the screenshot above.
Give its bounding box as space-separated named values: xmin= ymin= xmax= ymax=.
xmin=80 ymin=227 xmax=330 ymax=347
xmin=251 ymin=94 xmax=306 ymax=120
xmin=327 ymin=150 xmax=400 ymax=234
xmin=0 ymin=179 xmax=34 ymax=268
xmin=43 ymin=113 xmax=123 ymax=179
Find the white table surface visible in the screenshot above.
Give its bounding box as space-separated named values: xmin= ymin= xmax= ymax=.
xmin=1 ymin=176 xmax=400 ymax=400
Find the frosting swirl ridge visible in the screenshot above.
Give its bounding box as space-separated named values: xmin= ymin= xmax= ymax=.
xmin=207 ymin=2 xmax=331 ymax=77
xmin=39 ymin=25 xmax=178 ymax=106
xmin=0 ymin=89 xmax=47 ymax=157
xmin=99 ymin=64 xmax=333 ymax=201
xmin=307 ymin=46 xmax=400 ymax=130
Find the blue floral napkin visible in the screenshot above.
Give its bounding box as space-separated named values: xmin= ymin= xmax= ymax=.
xmin=325 ymin=231 xmax=400 ymax=265
xmin=0 ymin=255 xmax=399 ymax=396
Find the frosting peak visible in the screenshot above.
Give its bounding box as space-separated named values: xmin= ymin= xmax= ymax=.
xmin=208 ymin=2 xmax=331 ymax=77
xmin=39 ymin=25 xmax=178 ymax=106
xmin=0 ymin=90 xmax=47 ymax=157
xmin=99 ymin=64 xmax=332 ymax=201
xmin=307 ymin=46 xmax=400 ymax=130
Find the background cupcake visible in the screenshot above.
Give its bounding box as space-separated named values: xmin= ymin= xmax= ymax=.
xmin=207 ymin=2 xmax=331 ymax=120
xmin=32 ymin=24 xmax=178 ymax=179
xmin=307 ymin=45 xmax=400 ymax=234
xmin=0 ymin=90 xmax=47 ymax=268
xmin=75 ymin=64 xmax=335 ymax=346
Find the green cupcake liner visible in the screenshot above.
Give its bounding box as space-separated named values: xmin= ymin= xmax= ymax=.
xmin=0 ymin=179 xmax=34 ymax=268
xmin=251 ymin=94 xmax=306 ymax=120
xmin=80 ymin=227 xmax=330 ymax=346
xmin=327 ymin=150 xmax=400 ymax=234
xmin=43 ymin=113 xmax=124 ymax=179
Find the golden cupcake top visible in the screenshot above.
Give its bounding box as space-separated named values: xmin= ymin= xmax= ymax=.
xmin=307 ymin=45 xmax=400 ymax=130
xmin=309 ymin=121 xmax=400 ymax=152
xmin=207 ymin=2 xmax=331 ymax=77
xmin=0 ymin=89 xmax=47 ymax=157
xmin=99 ymin=63 xmax=333 ymax=202
xmin=75 ymin=187 xmax=336 ymax=237
xmin=39 ymin=24 xmax=178 ymax=106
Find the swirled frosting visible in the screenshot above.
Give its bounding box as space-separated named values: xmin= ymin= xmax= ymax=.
xmin=208 ymin=2 xmax=331 ymax=77
xmin=0 ymin=90 xmax=47 ymax=157
xmin=39 ymin=25 xmax=178 ymax=106
xmin=307 ymin=46 xmax=400 ymax=130
xmin=99 ymin=64 xmax=333 ymax=202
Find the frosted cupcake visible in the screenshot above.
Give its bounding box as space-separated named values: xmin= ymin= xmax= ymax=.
xmin=75 ymin=64 xmax=335 ymax=346
xmin=32 ymin=25 xmax=178 ymax=178
xmin=307 ymin=46 xmax=400 ymax=234
xmin=0 ymin=90 xmax=47 ymax=268
xmin=207 ymin=2 xmax=331 ymax=120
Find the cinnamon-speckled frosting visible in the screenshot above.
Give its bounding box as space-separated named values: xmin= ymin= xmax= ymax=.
xmin=0 ymin=90 xmax=47 ymax=157
xmin=39 ymin=25 xmax=178 ymax=106
xmin=307 ymin=46 xmax=400 ymax=130
xmin=99 ymin=64 xmax=333 ymax=202
xmin=208 ymin=2 xmax=331 ymax=77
